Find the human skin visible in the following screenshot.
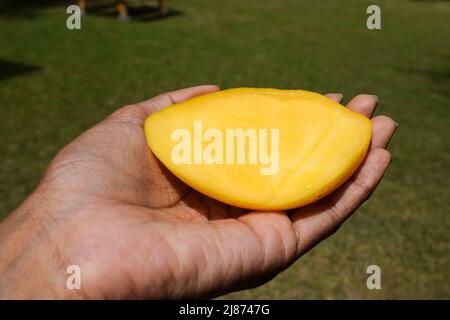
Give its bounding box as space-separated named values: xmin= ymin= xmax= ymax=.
xmin=0 ymin=85 xmax=397 ymax=299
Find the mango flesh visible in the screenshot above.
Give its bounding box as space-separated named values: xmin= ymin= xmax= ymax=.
xmin=144 ymin=88 xmax=372 ymax=210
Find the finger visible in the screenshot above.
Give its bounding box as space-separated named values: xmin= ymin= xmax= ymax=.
xmin=147 ymin=211 xmax=299 ymax=298
xmin=371 ymin=115 xmax=398 ymax=149
xmin=346 ymin=94 xmax=378 ymax=118
xmin=325 ymin=93 xmax=343 ymax=103
xmin=291 ymin=148 xmax=391 ymax=254
xmin=138 ymin=85 xmax=220 ymax=114
xmin=207 ymin=211 xmax=298 ymax=294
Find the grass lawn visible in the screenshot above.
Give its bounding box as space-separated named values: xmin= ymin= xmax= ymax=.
xmin=0 ymin=0 xmax=449 ymax=299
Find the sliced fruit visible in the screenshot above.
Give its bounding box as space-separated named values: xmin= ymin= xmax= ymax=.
xmin=144 ymin=88 xmax=372 ymax=210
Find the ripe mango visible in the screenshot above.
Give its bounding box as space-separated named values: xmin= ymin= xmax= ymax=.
xmin=144 ymin=88 xmax=372 ymax=210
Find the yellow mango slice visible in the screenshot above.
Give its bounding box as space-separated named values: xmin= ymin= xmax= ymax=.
xmin=144 ymin=88 xmax=372 ymax=210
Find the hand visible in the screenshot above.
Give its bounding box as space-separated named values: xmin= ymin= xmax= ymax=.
xmin=0 ymin=86 xmax=397 ymax=299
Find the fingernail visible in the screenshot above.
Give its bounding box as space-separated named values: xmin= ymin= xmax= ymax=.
xmin=394 ymin=121 xmax=399 ymax=127
xmin=371 ymin=95 xmax=379 ymax=103
xmin=336 ymin=93 xmax=343 ymax=100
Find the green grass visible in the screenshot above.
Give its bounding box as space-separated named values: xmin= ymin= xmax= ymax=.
xmin=1 ymin=0 xmax=449 ymax=299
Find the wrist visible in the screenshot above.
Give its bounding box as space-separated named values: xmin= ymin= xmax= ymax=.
xmin=0 ymin=191 xmax=80 ymax=299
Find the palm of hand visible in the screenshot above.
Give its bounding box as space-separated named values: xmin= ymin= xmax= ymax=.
xmin=36 ymin=86 xmax=395 ymax=299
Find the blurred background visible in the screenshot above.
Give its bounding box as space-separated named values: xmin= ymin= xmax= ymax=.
xmin=0 ymin=0 xmax=449 ymax=299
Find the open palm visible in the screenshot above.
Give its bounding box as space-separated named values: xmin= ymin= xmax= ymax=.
xmin=4 ymin=85 xmax=396 ymax=299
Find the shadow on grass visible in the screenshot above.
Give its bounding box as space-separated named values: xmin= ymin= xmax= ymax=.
xmin=0 ymin=0 xmax=183 ymax=22
xmin=0 ymin=0 xmax=71 ymax=18
xmin=0 ymin=59 xmax=41 ymax=81
xmin=86 ymin=4 xmax=182 ymax=22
